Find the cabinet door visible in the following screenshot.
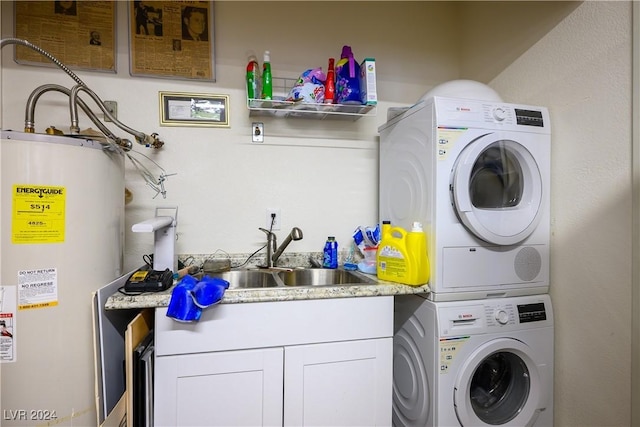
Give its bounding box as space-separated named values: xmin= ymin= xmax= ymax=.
xmin=154 ymin=347 xmax=284 ymax=427
xmin=284 ymin=338 xmax=393 ymax=426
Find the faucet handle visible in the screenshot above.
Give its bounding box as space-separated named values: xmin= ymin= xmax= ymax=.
xmin=258 ymin=227 xmax=273 ymax=237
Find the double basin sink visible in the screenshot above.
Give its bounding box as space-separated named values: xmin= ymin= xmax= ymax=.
xmin=204 ymin=268 xmax=377 ymax=290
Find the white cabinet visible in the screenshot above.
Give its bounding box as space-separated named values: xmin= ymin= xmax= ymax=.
xmin=284 ymin=339 xmax=392 ymax=427
xmin=154 ymin=297 xmax=393 ymax=427
xmin=154 ymin=347 xmax=284 ymax=426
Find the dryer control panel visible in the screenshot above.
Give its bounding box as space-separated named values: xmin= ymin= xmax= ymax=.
xmin=433 ymin=97 xmax=550 ymax=134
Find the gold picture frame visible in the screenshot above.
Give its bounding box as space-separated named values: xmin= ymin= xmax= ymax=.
xmin=129 ymin=1 xmax=215 ymax=81
xmin=159 ymin=91 xmax=229 ymax=127
xmin=14 ymin=1 xmax=117 ymax=73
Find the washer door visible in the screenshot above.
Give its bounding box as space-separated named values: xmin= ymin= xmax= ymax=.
xmin=451 ymin=136 xmax=543 ymax=245
xmin=453 ymin=338 xmax=545 ymax=427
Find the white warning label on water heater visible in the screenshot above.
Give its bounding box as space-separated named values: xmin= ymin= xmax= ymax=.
xmin=11 ymin=184 xmax=66 ymax=244
xmin=17 ymin=268 xmax=59 ymax=310
xmin=0 ymin=286 xmax=17 ymax=363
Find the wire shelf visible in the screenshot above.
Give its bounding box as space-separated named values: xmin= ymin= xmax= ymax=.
xmin=247 ymin=77 xmax=376 ymax=121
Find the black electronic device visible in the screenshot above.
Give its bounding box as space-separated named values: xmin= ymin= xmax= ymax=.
xmin=124 ymin=268 xmax=173 ymax=292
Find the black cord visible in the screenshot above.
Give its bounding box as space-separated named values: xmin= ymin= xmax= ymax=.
xmin=182 ymin=255 xmax=196 ymax=266
xmin=227 ymin=215 xmax=274 ymax=269
xmin=269 ymin=213 xmax=276 ymax=232
xmin=118 ymin=286 xmax=150 ymax=296
xmin=142 ymin=253 xmax=153 ymax=268
xmin=231 ymin=244 xmax=267 ymax=269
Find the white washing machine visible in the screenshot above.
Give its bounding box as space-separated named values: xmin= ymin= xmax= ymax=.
xmin=379 ymin=96 xmax=551 ymax=301
xmin=393 ymin=294 xmax=554 ymax=427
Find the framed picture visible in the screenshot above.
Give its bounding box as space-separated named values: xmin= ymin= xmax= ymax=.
xmin=14 ymin=1 xmax=117 ymax=72
xmin=129 ymin=1 xmax=215 ymax=81
xmin=159 ymin=92 xmax=229 ymax=127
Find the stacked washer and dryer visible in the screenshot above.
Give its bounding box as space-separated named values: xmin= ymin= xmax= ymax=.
xmin=379 ymin=81 xmax=554 ymax=427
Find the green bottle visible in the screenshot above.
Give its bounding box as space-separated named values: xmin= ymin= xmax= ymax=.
xmin=246 ymin=54 xmax=260 ymax=99
xmin=261 ymin=50 xmax=272 ymax=100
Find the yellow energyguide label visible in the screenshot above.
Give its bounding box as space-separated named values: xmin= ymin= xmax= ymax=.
xmin=12 ymin=184 xmax=66 ymax=244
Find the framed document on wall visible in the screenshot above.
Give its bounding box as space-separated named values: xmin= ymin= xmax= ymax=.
xmin=129 ymin=1 xmax=216 ymax=81
xmin=14 ymin=1 xmax=116 ymax=72
xmin=159 ymin=92 xmax=229 ymax=127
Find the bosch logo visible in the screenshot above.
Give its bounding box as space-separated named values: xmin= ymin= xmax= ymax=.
xmin=458 ymin=313 xmax=473 ymax=319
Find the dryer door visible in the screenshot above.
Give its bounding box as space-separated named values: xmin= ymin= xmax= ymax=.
xmin=453 ymin=338 xmax=547 ymax=427
xmin=451 ymin=135 xmax=543 ymax=245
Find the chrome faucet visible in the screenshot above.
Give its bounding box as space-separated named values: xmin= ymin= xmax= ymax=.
xmin=259 ymin=227 xmax=303 ymax=268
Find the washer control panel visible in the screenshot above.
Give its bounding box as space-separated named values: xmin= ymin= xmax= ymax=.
xmin=484 ymin=300 xmax=548 ymax=328
xmin=484 ymin=304 xmax=517 ymax=327
xmin=438 ymin=295 xmax=552 ymax=336
xmin=517 ymin=301 xmax=548 ymax=323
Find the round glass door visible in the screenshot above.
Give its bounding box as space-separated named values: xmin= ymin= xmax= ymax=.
xmin=470 ymin=351 xmax=529 ymax=424
xmin=454 ymin=339 xmax=544 ymax=426
xmin=451 ymin=137 xmax=543 ymax=245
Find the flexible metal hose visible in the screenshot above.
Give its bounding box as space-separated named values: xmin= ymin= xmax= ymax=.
xmin=69 ymin=85 xmax=162 ymax=148
xmin=1 ymin=37 xmax=164 ymax=149
xmin=0 ymin=38 xmax=85 ymax=86
xmin=24 ymin=84 xmax=133 ymax=150
xmin=2 ymin=37 xmax=169 ymax=196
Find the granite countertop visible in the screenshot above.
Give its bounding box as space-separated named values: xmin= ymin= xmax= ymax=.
xmin=105 ymin=252 xmax=430 ymax=310
xmin=105 ymin=280 xmax=430 ymax=310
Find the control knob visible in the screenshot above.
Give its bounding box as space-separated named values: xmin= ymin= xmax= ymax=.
xmin=495 ymin=309 xmax=509 ymax=325
xmin=492 ymin=107 xmax=507 ymax=121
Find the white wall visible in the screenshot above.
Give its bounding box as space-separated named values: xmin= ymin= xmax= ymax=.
xmin=1 ymin=1 xmax=460 ymax=273
xmin=491 ymin=2 xmax=633 ymax=426
xmin=1 ymin=1 xmax=634 ymax=426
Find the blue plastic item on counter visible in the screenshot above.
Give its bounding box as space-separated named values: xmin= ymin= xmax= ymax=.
xmin=166 ymin=274 xmax=229 ymax=322
xmin=323 ymin=236 xmax=338 ymax=269
xmin=357 ymin=260 xmax=377 ymax=275
xmin=166 ymin=275 xmax=201 ymax=322
xmin=191 ymin=275 xmax=229 ymax=308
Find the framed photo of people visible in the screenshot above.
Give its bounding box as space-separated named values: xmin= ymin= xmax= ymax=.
xmin=14 ymin=1 xmax=116 ymax=72
xmin=129 ymin=1 xmax=215 ymax=81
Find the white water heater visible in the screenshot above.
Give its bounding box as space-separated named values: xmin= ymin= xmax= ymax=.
xmin=1 ymin=130 xmax=124 ymax=426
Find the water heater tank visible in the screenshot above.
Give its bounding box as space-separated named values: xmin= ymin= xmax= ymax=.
xmin=0 ymin=131 xmax=125 ymax=426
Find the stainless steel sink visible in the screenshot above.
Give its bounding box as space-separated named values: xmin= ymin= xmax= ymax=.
xmin=206 ymin=269 xmax=280 ymax=289
xmin=202 ymin=268 xmax=376 ymax=289
xmin=278 ymin=268 xmax=376 ymax=287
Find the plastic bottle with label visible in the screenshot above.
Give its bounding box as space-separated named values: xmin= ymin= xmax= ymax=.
xmin=261 ymin=50 xmax=273 ymax=100
xmin=246 ymin=54 xmax=260 ymax=99
xmin=407 ymin=221 xmax=430 ymax=284
xmin=323 ymin=236 xmax=338 ymax=269
xmin=335 ymin=45 xmax=361 ymax=104
xmin=377 ymin=221 xmax=429 ymax=286
xmin=324 ymin=58 xmax=335 ymax=104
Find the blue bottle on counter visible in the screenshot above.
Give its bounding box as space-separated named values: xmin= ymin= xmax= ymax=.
xmin=323 ymin=236 xmax=338 ymax=269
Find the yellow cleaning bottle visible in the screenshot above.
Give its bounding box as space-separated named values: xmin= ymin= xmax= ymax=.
xmin=377 ymin=221 xmax=429 ymax=286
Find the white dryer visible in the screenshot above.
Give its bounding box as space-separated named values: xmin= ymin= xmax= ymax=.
xmin=379 ymin=96 xmax=551 ymax=301
xmin=393 ymin=294 xmax=554 ymax=427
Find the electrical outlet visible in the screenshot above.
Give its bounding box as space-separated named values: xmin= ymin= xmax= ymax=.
xmin=104 ymin=100 xmax=117 ymax=122
xmin=266 ymin=208 xmax=281 ymax=231
xmin=252 ymin=122 xmax=264 ymax=143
